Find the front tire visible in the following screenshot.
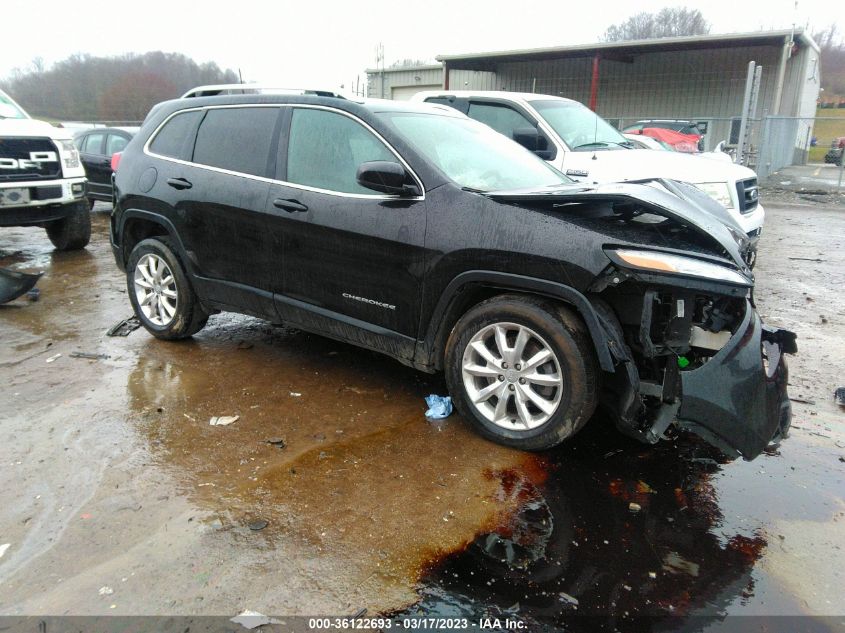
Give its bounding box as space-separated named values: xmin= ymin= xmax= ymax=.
xmin=126 ymin=238 xmax=208 ymax=340
xmin=46 ymin=199 xmax=91 ymax=251
xmin=445 ymin=294 xmax=598 ymax=451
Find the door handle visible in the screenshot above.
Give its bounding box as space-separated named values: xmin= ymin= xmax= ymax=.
xmin=167 ymin=177 xmax=193 ymax=190
xmin=273 ymin=198 xmax=308 ymax=213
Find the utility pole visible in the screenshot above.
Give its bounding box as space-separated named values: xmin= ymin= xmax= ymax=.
xmin=376 ymin=43 xmax=385 ymax=99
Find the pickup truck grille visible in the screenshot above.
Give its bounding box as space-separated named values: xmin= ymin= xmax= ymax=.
xmin=0 ymin=137 xmax=62 ymax=182
xmin=735 ymin=177 xmax=759 ymax=215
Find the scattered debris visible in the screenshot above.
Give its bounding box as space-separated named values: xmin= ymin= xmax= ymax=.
xmin=45 ymin=353 xmax=62 ymax=363
xmin=351 ymin=608 xmax=367 ymax=618
xmin=237 ymin=341 xmax=254 ymax=350
xmin=183 ymin=413 xmax=196 ymax=422
xmin=636 ymin=481 xmax=656 ymax=494
xmin=69 ymin=351 xmax=110 ymax=361
xmin=690 ymin=457 xmax=720 ymax=466
xmin=106 ymin=317 xmax=141 ymax=337
xmin=424 ymin=394 xmax=453 ymax=421
xmin=265 ymin=437 xmax=286 ymax=448
xmin=787 ymin=257 xmax=825 ymax=262
xmin=27 ymin=288 xmax=40 ymax=302
xmin=98 ymin=586 xmax=114 ymax=596
xmin=835 ymin=387 xmax=845 ymax=408
xmin=648 ymin=571 xmax=657 ymax=579
xmin=290 ymin=392 xmax=302 ymax=397
xmin=662 ymin=551 xmax=700 ymax=577
xmin=247 ymin=519 xmax=268 ymax=531
xmin=230 ymin=610 xmax=281 ymax=630
xmin=0 ymin=543 xmax=10 ymax=559
xmin=604 ymin=449 xmax=623 ymax=458
xmin=789 ymin=396 xmax=816 ymax=405
xmin=0 ymin=268 xmax=42 ymax=304
xmin=629 ymin=502 xmax=642 ymax=513
xmin=209 ymin=415 xmax=239 ymax=426
xmin=558 ymin=592 xmax=579 ymax=606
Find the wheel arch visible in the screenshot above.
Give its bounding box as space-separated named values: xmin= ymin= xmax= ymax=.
xmin=117 ymin=211 xmax=191 ymax=272
xmin=419 ymin=271 xmax=616 ymax=373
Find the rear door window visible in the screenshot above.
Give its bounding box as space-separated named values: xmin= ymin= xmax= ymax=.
xmin=106 ymin=133 xmax=129 ymax=155
xmin=286 ymin=108 xmax=394 ymax=194
xmin=467 ymin=102 xmax=536 ymax=140
xmin=149 ymin=110 xmax=203 ymax=159
xmin=192 ymin=107 xmax=280 ymax=178
xmin=82 ymin=133 xmax=105 ymax=155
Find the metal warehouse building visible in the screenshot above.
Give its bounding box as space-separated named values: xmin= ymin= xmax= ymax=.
xmin=367 ymin=30 xmax=820 ymax=173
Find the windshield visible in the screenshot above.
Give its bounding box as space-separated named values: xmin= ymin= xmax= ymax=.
xmin=380 ymin=112 xmax=572 ymax=192
xmin=532 ymin=100 xmax=631 ymax=151
xmin=0 ymin=91 xmax=29 ymax=119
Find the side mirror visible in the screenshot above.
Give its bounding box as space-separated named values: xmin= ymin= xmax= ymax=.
xmin=356 ymin=161 xmax=420 ymax=196
xmin=513 ymin=127 xmax=541 ymax=151
xmin=714 ymin=140 xmax=727 ymax=153
xmin=513 ymin=127 xmax=555 ymax=160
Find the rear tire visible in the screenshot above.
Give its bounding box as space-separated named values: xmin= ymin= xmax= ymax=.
xmin=445 ymin=294 xmax=598 ymax=451
xmin=46 ymin=199 xmax=91 ymax=251
xmin=126 ymin=237 xmax=208 ymax=340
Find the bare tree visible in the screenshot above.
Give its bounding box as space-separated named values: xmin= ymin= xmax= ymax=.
xmin=0 ymin=51 xmax=238 ymax=121
xmin=602 ymin=7 xmax=710 ymax=42
xmin=812 ymin=24 xmax=845 ymax=99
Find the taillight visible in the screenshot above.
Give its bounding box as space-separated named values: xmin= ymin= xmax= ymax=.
xmin=110 ymin=152 xmax=123 ymax=172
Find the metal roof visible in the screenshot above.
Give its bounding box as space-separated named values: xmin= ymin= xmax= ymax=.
xmin=364 ymin=64 xmax=443 ymax=74
xmin=437 ymin=29 xmax=818 ymax=68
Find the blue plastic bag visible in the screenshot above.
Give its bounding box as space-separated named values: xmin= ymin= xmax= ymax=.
xmin=424 ymin=394 xmax=453 ymax=420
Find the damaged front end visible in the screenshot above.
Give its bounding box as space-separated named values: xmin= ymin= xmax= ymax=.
xmin=584 ymin=186 xmax=796 ymax=460
xmin=488 ymin=178 xmax=796 ymax=460
xmin=596 ymin=281 xmax=795 ymax=460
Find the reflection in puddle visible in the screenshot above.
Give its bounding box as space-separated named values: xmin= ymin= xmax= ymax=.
xmin=399 ymin=425 xmax=771 ymax=630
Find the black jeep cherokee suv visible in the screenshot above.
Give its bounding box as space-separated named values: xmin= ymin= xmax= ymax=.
xmin=110 ymin=93 xmax=795 ymax=459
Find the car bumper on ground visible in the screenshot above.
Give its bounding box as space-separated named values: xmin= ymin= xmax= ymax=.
xmin=677 ymin=300 xmax=796 ymax=460
xmin=0 ymin=178 xmax=87 ymax=226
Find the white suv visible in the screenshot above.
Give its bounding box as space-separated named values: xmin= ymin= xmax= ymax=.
xmin=1 ymin=88 xmax=90 ymax=250
xmin=413 ymin=91 xmax=764 ymax=254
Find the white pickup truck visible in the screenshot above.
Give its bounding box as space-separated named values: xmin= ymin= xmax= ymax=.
xmin=1 ymin=88 xmax=90 ymax=250
xmin=413 ymin=91 xmax=764 ymax=261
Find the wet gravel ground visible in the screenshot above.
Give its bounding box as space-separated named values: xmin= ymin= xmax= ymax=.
xmin=0 ymin=201 xmax=843 ymax=630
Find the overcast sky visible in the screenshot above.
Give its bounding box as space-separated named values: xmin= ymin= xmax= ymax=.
xmin=3 ymin=0 xmax=842 ymax=90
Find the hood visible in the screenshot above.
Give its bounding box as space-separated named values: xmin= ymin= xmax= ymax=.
xmin=484 ymin=179 xmax=752 ymax=275
xmin=563 ymin=147 xmax=755 ymax=184
xmin=0 ymin=117 xmax=71 ymax=140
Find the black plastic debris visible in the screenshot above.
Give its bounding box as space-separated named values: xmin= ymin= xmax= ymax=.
xmin=835 ymin=387 xmax=845 ymax=408
xmin=106 ymin=316 xmax=141 ymax=337
xmin=0 ymin=268 xmax=42 ymax=304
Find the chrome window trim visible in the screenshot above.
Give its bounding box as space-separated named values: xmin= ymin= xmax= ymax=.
xmin=143 ymin=103 xmax=425 ymax=201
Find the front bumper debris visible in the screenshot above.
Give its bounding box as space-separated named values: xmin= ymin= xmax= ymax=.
xmin=676 ymin=301 xmax=796 ymax=460
xmin=0 ymin=268 xmax=42 ymax=304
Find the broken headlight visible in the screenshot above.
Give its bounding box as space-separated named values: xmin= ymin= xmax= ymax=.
xmin=611 ymin=249 xmax=751 ymax=286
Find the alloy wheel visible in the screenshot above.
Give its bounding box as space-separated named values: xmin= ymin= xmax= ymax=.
xmin=461 ymin=322 xmax=564 ymax=430
xmin=133 ymin=253 xmax=178 ymax=326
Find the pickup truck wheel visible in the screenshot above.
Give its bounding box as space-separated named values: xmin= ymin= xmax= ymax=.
xmin=127 ymin=238 xmax=208 ymax=340
xmin=46 ymin=199 xmax=91 ymax=251
xmin=445 ymin=295 xmax=597 ymax=451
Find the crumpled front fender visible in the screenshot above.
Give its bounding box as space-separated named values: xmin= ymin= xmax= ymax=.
xmin=677 ymin=301 xmax=795 ymax=460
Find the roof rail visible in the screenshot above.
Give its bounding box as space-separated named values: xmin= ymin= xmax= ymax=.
xmin=181 ymin=84 xmax=348 ymax=99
